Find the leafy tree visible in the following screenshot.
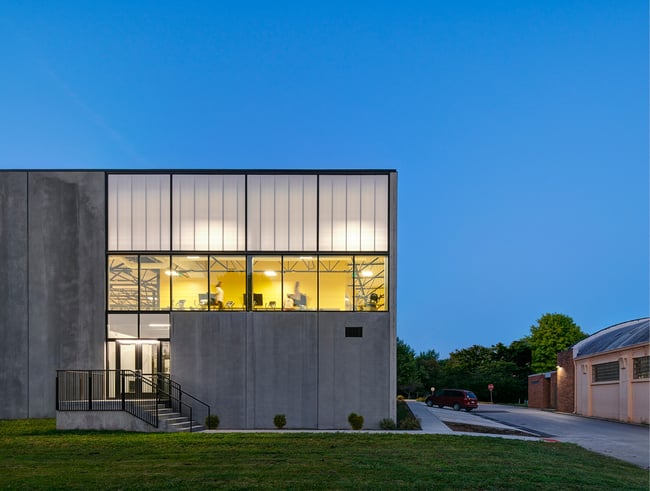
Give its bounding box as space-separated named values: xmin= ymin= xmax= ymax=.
xmin=436 ymin=340 xmax=532 ymax=403
xmin=415 ymin=349 xmax=440 ymax=393
xmin=396 ymin=338 xmax=420 ymax=397
xmin=529 ymin=313 xmax=587 ymax=372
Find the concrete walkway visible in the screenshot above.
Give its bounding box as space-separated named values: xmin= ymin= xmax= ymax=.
xmin=407 ymin=400 xmax=650 ymax=469
xmin=406 ymin=400 xmax=538 ymax=439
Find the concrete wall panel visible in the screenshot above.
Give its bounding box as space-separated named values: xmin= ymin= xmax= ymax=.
xmin=28 ymin=172 xmax=106 ymax=417
xmin=171 ymin=312 xmax=247 ymax=428
xmin=247 ymin=312 xmax=318 ymax=429
xmin=318 ymin=312 xmax=391 ymax=429
xmin=0 ymin=172 xmax=29 ymax=418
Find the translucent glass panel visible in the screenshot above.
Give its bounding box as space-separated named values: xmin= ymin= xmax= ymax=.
xmin=319 ymin=175 xmax=388 ymax=251
xmin=171 ymin=256 xmax=209 ymax=310
xmin=107 ymin=314 xmax=169 ymax=339
xmin=172 ymin=175 xmax=245 ymax=251
xmin=108 ymin=174 xmax=171 ymax=251
xmin=209 ymin=256 xmax=246 ymax=310
xmin=251 ymin=257 xmax=282 ymax=309
xmin=247 ymin=175 xmax=318 ymax=251
xmin=107 ymin=313 xmax=138 ymax=338
xmin=283 ymin=256 xmax=317 ymax=310
xmin=140 ymin=313 xmax=170 ymax=338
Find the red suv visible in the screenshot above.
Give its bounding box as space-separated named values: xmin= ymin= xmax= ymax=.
xmin=425 ymin=389 xmax=478 ymax=412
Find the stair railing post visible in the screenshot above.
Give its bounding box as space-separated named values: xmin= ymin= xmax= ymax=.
xmin=88 ymin=370 xmax=93 ymax=411
xmin=121 ymin=371 xmax=126 ymax=411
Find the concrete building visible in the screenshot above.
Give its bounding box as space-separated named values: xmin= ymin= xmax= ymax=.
xmin=528 ymin=318 xmax=649 ymax=424
xmin=0 ymin=170 xmax=397 ymax=429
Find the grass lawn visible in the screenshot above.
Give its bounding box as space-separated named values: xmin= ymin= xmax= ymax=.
xmin=1 ymin=419 xmax=647 ymax=490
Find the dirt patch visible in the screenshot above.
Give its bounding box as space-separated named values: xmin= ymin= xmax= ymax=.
xmin=444 ymin=422 xmax=536 ymax=437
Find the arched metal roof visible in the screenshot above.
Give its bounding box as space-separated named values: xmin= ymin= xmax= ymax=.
xmin=573 ymin=318 xmax=649 ymax=358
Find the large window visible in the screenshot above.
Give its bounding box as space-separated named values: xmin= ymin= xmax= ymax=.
xmin=107 ymin=313 xmax=170 ymax=339
xmin=251 ymin=256 xmax=282 ymax=309
xmin=109 ymin=253 xmax=388 ymax=312
xmin=108 ymin=255 xmax=139 ymax=310
xmin=318 ymin=256 xmax=353 ymax=311
xmin=633 ymin=356 xmax=649 ymax=380
xmin=210 ymin=256 xmax=247 ymax=309
xmin=592 ymin=361 xmax=620 ymax=383
xmin=283 ymin=256 xmax=317 ymax=310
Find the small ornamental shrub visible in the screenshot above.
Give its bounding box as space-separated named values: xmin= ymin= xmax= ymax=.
xmin=348 ymin=412 xmax=364 ymax=430
xmin=205 ymin=414 xmax=220 ymax=429
xmin=398 ymin=416 xmax=421 ymax=430
xmin=379 ymin=418 xmax=397 ymax=430
xmin=396 ymin=395 xmax=405 ymax=401
xmin=273 ymin=414 xmax=287 ymax=429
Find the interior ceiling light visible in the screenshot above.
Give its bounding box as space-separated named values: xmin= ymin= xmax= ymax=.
xmin=264 ymin=270 xmax=277 ymax=277
xmin=165 ymin=270 xmax=180 ymax=276
xmin=361 ymin=270 xmax=373 ymax=277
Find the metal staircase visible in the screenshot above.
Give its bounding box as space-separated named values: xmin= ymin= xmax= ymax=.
xmin=56 ymin=370 xmax=211 ymax=433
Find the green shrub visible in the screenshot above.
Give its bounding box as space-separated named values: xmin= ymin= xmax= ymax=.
xmin=396 ymin=395 xmax=405 ymax=401
xmin=398 ymin=416 xmax=421 ymax=430
xmin=205 ymin=414 xmax=220 ymax=429
xmin=348 ymin=412 xmax=364 ymax=430
xmin=273 ymin=414 xmax=287 ymax=429
xmin=379 ymin=418 xmax=397 ymax=430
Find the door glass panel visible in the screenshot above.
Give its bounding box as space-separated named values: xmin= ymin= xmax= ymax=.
xmin=141 ymin=343 xmax=158 ymax=375
xmin=119 ymin=343 xmax=136 ymax=372
xmin=161 ymin=341 xmax=171 ymax=374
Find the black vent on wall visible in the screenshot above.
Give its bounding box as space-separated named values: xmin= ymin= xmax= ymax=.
xmin=345 ymin=326 xmax=363 ymax=338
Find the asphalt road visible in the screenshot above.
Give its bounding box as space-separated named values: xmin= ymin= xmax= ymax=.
xmin=472 ymin=404 xmax=650 ymax=469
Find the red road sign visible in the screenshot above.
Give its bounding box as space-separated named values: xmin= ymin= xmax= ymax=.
xmin=488 ymin=384 xmax=494 ymax=391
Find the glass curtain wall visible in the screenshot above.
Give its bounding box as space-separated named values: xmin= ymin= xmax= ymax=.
xmin=108 ymin=173 xmax=390 ymax=314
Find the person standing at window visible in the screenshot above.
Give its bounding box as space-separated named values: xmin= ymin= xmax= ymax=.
xmin=215 ymin=282 xmax=224 ymax=309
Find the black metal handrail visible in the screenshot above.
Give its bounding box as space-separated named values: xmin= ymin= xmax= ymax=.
xmin=150 ymin=373 xmax=211 ymax=432
xmin=56 ymin=370 xmax=211 ymax=432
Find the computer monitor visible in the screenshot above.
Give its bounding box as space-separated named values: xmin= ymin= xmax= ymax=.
xmin=253 ymin=293 xmax=263 ymax=307
xmin=199 ymin=293 xmax=216 ymax=306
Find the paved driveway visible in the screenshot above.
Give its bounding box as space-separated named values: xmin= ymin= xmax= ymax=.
xmin=472 ymin=404 xmax=650 ymax=469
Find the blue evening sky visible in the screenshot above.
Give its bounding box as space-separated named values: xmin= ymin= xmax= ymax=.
xmin=1 ymin=1 xmax=648 ymax=357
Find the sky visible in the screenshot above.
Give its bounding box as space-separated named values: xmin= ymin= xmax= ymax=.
xmin=1 ymin=1 xmax=648 ymax=358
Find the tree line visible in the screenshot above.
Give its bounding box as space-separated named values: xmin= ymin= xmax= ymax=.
xmin=397 ymin=313 xmax=588 ymax=403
